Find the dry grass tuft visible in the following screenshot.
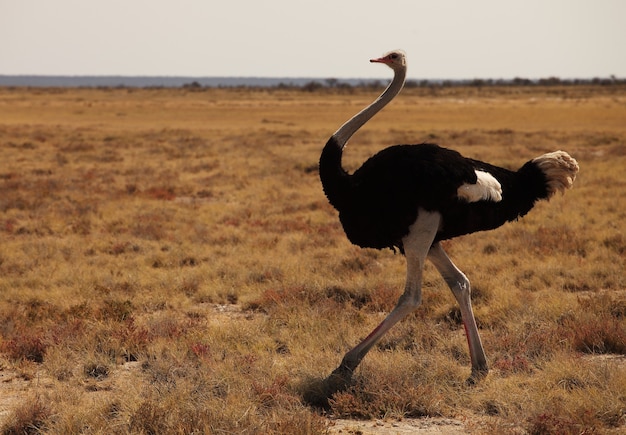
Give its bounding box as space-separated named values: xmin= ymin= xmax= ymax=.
xmin=2 ymin=395 xmax=52 ymax=435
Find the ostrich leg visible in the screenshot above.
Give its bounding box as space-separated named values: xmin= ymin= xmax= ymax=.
xmin=325 ymin=210 xmax=441 ymax=393
xmin=427 ymin=242 xmax=488 ymax=381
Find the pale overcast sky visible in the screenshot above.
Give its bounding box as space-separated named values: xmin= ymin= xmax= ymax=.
xmin=1 ymin=0 xmax=624 ymax=79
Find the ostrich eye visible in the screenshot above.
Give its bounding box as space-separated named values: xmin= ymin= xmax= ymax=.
xmin=390 ymin=53 xmax=398 ymax=59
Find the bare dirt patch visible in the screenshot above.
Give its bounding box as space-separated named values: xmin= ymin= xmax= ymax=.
xmin=328 ymin=417 xmax=468 ymax=434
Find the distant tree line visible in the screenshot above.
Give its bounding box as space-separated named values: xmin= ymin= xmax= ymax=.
xmin=180 ymin=75 xmax=625 ymax=91
xmin=176 ymin=76 xmax=626 ymax=91
xmin=289 ymin=76 xmax=626 ymax=92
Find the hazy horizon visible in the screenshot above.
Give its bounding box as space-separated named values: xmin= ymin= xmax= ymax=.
xmin=1 ymin=73 xmax=621 ymax=89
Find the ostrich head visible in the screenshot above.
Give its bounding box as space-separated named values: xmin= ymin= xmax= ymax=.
xmin=370 ymin=50 xmax=407 ymax=71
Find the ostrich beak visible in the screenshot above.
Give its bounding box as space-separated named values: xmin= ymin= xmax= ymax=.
xmin=370 ymin=56 xmax=388 ymax=64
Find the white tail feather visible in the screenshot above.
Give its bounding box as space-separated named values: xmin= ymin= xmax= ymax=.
xmin=457 ymin=170 xmax=503 ymax=203
xmin=532 ymin=151 xmax=579 ymax=198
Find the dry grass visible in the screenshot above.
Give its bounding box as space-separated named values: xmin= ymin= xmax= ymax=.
xmin=0 ymin=84 xmax=625 ymax=434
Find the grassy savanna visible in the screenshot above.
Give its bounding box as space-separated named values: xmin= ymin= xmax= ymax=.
xmin=0 ymin=84 xmax=625 ymax=434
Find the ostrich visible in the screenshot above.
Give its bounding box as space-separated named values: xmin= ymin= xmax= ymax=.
xmin=317 ymin=50 xmax=579 ymax=395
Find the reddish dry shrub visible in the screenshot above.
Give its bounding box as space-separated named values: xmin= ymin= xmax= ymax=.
xmin=145 ymin=315 xmax=184 ymax=340
xmin=564 ymin=314 xmax=626 ymax=354
xmin=48 ymin=318 xmax=86 ymax=346
xmin=252 ymin=376 xmax=299 ymax=409
xmin=0 ymin=331 xmax=47 ymax=363
xmin=189 ymin=342 xmax=211 ymax=362
xmin=330 ymin=391 xmax=371 ymax=419
xmin=527 ymin=412 xmax=592 ymax=435
xmin=492 ymin=354 xmax=533 ymax=374
xmin=2 ymin=218 xmax=17 ymax=234
xmin=330 ymin=382 xmax=437 ymax=420
xmin=143 ymin=186 xmax=176 ymax=200
xmin=560 ymin=294 xmax=626 ymax=354
xmin=488 ymin=321 xmax=562 ymax=370
xmin=112 ymin=317 xmax=151 ymax=361
xmin=367 ymin=284 xmax=400 ymax=312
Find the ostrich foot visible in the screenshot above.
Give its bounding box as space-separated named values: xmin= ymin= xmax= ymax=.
xmin=325 ymin=364 xmax=354 ymax=394
xmin=301 ymin=365 xmax=354 ymax=409
xmin=466 ymin=367 xmax=488 ymax=386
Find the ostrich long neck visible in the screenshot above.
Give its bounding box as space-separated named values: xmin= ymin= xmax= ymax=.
xmin=333 ymin=67 xmax=406 ymax=149
xmin=319 ymin=66 xmax=406 ymax=209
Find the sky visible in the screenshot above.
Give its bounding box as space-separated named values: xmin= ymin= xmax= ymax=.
xmin=1 ymin=0 xmax=625 ymax=80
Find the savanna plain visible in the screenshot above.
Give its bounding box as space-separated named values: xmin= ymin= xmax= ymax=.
xmin=0 ymin=83 xmax=625 ymax=434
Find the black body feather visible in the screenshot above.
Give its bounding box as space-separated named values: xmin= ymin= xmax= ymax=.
xmin=319 ymin=138 xmax=550 ymax=253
